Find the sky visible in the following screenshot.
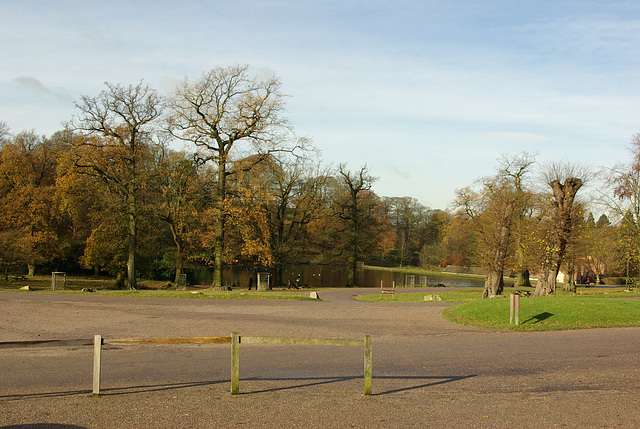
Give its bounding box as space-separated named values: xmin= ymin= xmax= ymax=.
xmin=2 ymin=0 xmax=640 ymax=210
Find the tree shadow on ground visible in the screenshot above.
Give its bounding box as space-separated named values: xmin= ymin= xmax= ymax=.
xmin=1 ymin=425 xmax=87 ymax=429
xmin=0 ymin=380 xmax=225 ymax=401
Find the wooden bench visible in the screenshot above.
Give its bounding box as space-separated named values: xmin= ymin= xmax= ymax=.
xmin=380 ymin=284 xmax=396 ymax=295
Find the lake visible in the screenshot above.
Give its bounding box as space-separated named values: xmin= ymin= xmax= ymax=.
xmin=191 ymin=265 xmax=488 ymax=288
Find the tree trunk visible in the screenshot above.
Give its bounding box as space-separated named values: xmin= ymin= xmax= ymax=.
xmin=482 ymin=200 xmax=514 ymax=299
xmin=563 ymin=265 xmax=576 ymax=292
xmin=169 ymin=223 xmax=184 ymax=284
xmin=212 ymin=158 xmax=227 ymax=288
xmin=273 ymin=264 xmax=283 ymax=287
xmin=346 ymin=248 xmax=358 ymax=287
xmin=174 ymin=250 xmax=183 ymax=285
xmin=127 ymin=181 xmax=137 ymax=290
xmin=27 ymin=264 xmax=35 ymax=276
xmin=482 ymin=269 xmax=504 ymax=298
xmin=516 ymin=269 xmax=531 ymax=287
xmin=534 ymin=266 xmax=559 ymax=296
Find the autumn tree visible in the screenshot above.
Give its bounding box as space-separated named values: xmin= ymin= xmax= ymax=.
xmin=235 ymin=155 xmax=328 ymax=285
xmin=156 ymin=149 xmax=213 ymax=283
xmin=617 ymin=211 xmax=639 ymax=283
xmin=438 ymin=208 xmax=475 ymax=267
xmin=0 ymin=130 xmax=63 ymax=275
xmin=597 ymin=133 xmax=640 ymax=284
xmin=581 ymin=214 xmax=620 ymax=284
xmin=418 ymin=209 xmax=450 ymax=268
xmin=167 ymin=65 xmax=302 ymax=288
xmin=455 ymin=153 xmax=535 ymax=298
xmin=533 ymin=162 xmax=586 ymax=296
xmin=67 ymin=81 xmax=164 ymax=289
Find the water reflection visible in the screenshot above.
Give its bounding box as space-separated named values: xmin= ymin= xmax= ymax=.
xmin=190 ymin=265 xmax=488 ymax=288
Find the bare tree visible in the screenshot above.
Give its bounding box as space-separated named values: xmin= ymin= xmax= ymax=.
xmin=166 ymin=65 xmax=303 ymax=288
xmin=384 ymin=197 xmax=430 ymax=267
xmin=0 ymin=121 xmax=10 ymax=147
xmin=533 ymin=161 xmax=587 ymax=296
xmin=69 ymin=81 xmax=164 ymax=289
xmin=332 ymin=164 xmax=382 ymax=287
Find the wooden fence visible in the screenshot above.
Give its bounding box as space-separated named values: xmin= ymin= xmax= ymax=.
xmin=1 ymin=333 xmax=372 ymax=396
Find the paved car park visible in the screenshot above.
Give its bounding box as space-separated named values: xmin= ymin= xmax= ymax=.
xmin=1 ymin=289 xmax=639 ymax=428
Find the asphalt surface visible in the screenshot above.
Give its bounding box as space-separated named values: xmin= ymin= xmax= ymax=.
xmin=1 ymin=288 xmax=639 ymax=428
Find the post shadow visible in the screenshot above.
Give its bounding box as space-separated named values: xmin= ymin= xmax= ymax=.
xmin=522 ymin=312 xmax=554 ymax=324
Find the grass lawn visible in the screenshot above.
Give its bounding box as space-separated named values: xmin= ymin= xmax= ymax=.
xmin=357 ymin=287 xmax=640 ymax=331
xmin=442 ymin=295 xmax=640 ymax=331
xmin=357 ymin=288 xmax=483 ymax=303
xmin=0 ymin=275 xmax=317 ymax=301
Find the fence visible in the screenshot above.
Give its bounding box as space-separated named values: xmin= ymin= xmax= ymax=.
xmin=1 ymin=333 xmax=372 ymax=396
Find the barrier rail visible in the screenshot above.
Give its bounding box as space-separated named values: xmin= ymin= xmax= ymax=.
xmin=1 ymin=333 xmax=372 ymax=396
xmin=232 ymin=334 xmax=372 ymax=395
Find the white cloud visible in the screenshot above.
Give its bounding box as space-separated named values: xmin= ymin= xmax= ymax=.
xmin=2 ymin=0 xmax=640 ymax=208
xmin=14 ymin=76 xmax=73 ymax=102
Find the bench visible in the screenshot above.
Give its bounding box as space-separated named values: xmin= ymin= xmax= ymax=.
xmin=380 ymin=284 xmax=396 ymax=295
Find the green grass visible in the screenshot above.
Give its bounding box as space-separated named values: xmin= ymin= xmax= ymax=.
xmin=356 ymin=288 xmax=483 ymax=303
xmin=95 ymin=289 xmax=317 ymax=300
xmin=356 ymin=287 xmax=640 ymax=331
xmin=1 ymin=287 xmax=317 ymax=301
xmin=442 ymin=296 xmax=640 ymax=331
xmin=0 ymin=276 xmax=317 ymax=301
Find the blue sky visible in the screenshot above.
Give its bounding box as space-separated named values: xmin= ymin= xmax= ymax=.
xmin=2 ymin=0 xmax=640 ymax=209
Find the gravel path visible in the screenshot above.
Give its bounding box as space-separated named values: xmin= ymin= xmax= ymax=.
xmin=1 ymin=289 xmax=639 ymax=428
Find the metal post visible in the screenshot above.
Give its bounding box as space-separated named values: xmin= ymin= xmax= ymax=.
xmin=93 ymin=334 xmax=102 ymax=394
xmin=364 ymin=335 xmax=372 ymax=395
xmin=231 ymin=332 xmax=239 ymax=395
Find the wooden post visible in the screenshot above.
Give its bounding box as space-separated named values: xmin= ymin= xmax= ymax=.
xmin=510 ymin=294 xmax=520 ymax=325
xmin=364 ymin=335 xmax=372 ymax=395
xmin=510 ymin=294 xmax=514 ymax=324
xmin=231 ymin=332 xmax=239 ymax=395
xmin=93 ymin=334 xmax=102 ymax=395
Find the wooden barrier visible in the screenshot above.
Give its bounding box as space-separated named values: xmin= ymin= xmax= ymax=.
xmin=232 ymin=334 xmax=372 ymax=395
xmin=93 ymin=336 xmax=232 ymax=394
xmin=104 ymin=336 xmax=232 ymax=345
xmin=2 ymin=333 xmax=372 ymax=396
xmin=0 ymin=338 xmax=94 ymax=349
